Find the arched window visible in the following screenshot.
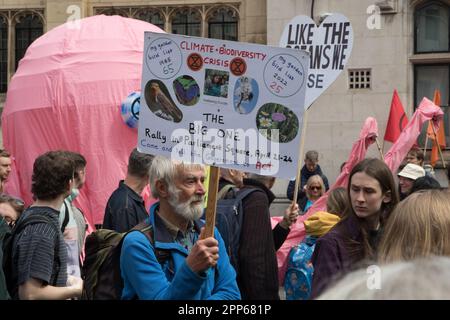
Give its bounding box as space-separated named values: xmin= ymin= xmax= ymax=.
xmin=135 ymin=9 xmax=165 ymax=30
xmin=96 ymin=8 xmax=129 ymax=17
xmin=171 ymin=9 xmax=201 ymax=36
xmin=415 ymin=1 xmax=449 ymax=53
xmin=208 ymin=7 xmax=238 ymax=41
xmin=15 ymin=14 xmax=43 ymax=69
xmin=413 ymin=1 xmax=450 ymax=149
xmin=0 ymin=15 xmax=7 ymax=93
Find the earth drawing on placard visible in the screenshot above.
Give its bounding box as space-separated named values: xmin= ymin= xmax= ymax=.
xmin=173 ymin=75 xmax=200 ymax=106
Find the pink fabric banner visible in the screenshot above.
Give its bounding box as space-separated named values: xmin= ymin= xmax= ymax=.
xmin=271 ymin=117 xmax=379 ymax=285
xmin=2 ymin=15 xmax=163 ymax=229
xmin=384 ymin=97 xmax=443 ymax=173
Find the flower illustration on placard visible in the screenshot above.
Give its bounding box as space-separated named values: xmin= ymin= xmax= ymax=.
xmin=256 ymin=103 xmax=299 ymax=143
xmin=272 ymin=112 xmax=286 ymax=122
xmin=258 ymin=116 xmax=272 ymax=128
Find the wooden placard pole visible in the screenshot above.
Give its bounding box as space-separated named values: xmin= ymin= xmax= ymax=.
xmin=375 ymin=137 xmax=385 ymax=162
xmin=203 ymin=165 xmax=220 ymax=238
xmin=292 ymin=109 xmax=309 ymax=206
xmin=423 ymin=127 xmax=429 ymax=159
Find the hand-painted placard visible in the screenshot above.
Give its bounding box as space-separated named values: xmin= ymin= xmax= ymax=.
xmin=279 ymin=13 xmax=353 ymax=109
xmin=138 ymin=32 xmax=310 ymax=178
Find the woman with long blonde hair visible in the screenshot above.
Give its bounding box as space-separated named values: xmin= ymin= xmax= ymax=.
xmin=378 ymin=189 xmax=450 ymax=264
xmin=299 ymin=175 xmax=325 ymax=214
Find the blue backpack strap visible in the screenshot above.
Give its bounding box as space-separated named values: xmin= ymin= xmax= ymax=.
xmin=129 ymin=221 xmax=173 ymax=275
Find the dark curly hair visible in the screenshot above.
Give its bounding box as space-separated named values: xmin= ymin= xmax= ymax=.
xmin=31 ymin=151 xmax=75 ymax=200
xmin=0 ymin=149 xmax=10 ymax=158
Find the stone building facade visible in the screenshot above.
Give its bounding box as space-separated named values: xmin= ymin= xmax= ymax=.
xmin=1 ymin=0 xmax=449 ymax=215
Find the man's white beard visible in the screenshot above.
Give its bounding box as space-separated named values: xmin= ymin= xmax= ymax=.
xmin=168 ymin=186 xmax=204 ymax=221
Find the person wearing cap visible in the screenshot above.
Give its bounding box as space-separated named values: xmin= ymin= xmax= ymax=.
xmin=398 ymin=163 xmax=425 ymax=200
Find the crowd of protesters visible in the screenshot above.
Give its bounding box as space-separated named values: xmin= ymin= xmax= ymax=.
xmin=1 ymin=145 xmax=450 ymax=300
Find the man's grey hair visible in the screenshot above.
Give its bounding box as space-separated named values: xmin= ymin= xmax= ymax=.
xmin=305 ymin=150 xmax=319 ymax=162
xmin=149 ymin=156 xmax=205 ymax=198
xmin=127 ymin=148 xmax=154 ymax=178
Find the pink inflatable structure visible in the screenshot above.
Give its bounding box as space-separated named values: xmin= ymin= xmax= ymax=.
xmin=2 ymin=15 xmax=163 ymax=228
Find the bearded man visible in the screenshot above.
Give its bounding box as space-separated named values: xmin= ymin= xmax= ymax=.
xmin=119 ymin=155 xmax=240 ymax=300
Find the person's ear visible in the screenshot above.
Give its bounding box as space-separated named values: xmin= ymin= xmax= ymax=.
xmin=67 ymin=179 xmax=73 ymax=192
xmin=268 ymin=177 xmax=276 ymax=189
xmin=156 ymin=180 xmax=169 ymax=198
xmin=382 ymin=190 xmax=392 ymax=203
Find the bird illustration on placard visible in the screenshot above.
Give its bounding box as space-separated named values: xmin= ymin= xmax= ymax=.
xmin=145 ymin=80 xmax=183 ymax=122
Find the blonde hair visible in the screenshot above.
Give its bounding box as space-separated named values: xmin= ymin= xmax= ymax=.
xmin=318 ymin=256 xmax=450 ymax=300
xmin=305 ymin=175 xmax=325 ymax=200
xmin=378 ymin=190 xmax=450 ymax=264
xmin=326 ymin=187 xmax=348 ymax=217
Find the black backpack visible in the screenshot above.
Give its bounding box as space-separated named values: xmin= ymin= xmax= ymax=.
xmin=214 ymin=186 xmax=258 ymax=274
xmin=81 ymin=220 xmax=171 ymax=300
xmin=0 ymin=218 xmax=11 ymax=300
xmin=2 ymin=214 xmax=61 ymax=300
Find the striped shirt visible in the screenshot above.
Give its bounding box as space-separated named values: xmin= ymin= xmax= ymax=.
xmin=11 ymin=206 xmax=68 ymax=298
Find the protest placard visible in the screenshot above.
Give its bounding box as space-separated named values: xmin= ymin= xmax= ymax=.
xmin=279 ymin=13 xmax=353 ymax=109
xmin=138 ymin=32 xmax=309 ymax=179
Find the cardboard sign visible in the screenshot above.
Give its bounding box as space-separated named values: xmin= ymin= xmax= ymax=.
xmin=138 ymin=32 xmax=310 ymax=178
xmin=279 ymin=13 xmax=353 ymax=109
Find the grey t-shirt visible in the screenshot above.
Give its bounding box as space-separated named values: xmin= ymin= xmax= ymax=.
xmin=12 ymin=206 xmax=68 ymax=298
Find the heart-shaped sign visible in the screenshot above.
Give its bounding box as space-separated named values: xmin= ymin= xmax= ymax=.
xmin=279 ymin=13 xmax=353 ymax=110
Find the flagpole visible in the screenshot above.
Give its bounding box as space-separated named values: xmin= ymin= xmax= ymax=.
xmin=375 ymin=137 xmax=385 ymax=161
xmin=292 ymin=109 xmax=309 ymax=206
xmin=423 ymin=123 xmax=429 ymax=159
xmin=430 ymin=120 xmax=446 ymax=169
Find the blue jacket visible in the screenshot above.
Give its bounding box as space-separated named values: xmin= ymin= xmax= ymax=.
xmin=120 ymin=202 xmax=241 ymax=300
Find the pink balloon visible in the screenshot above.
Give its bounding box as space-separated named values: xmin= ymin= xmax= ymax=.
xmin=2 ymin=15 xmax=163 ymax=228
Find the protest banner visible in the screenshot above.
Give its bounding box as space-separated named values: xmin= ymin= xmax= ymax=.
xmin=138 ymin=33 xmax=309 ymax=237
xmin=138 ymin=32 xmax=310 ymax=179
xmin=279 ymin=13 xmax=353 ymax=109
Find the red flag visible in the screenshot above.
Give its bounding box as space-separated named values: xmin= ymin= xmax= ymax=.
xmin=426 ymin=90 xmax=446 ymax=167
xmin=384 ymin=97 xmax=444 ymax=174
xmin=384 ymin=90 xmax=408 ymax=143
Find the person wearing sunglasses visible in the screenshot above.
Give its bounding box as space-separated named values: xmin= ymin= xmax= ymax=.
xmin=286 ymin=150 xmax=329 ymax=205
xmin=299 ymin=175 xmax=325 ymax=214
xmin=0 ymin=194 xmax=24 ymax=229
